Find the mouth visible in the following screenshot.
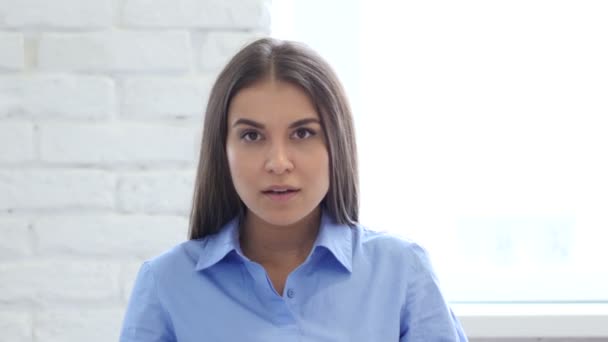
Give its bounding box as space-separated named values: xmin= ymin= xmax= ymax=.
xmin=261 ymin=186 xmax=301 ymax=201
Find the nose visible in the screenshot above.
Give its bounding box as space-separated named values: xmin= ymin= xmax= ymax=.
xmin=264 ymin=142 xmax=294 ymax=174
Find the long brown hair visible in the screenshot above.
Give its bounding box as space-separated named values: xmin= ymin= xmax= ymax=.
xmin=188 ymin=38 xmax=358 ymax=240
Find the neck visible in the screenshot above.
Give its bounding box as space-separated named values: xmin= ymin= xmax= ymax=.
xmin=239 ymin=208 xmax=322 ymax=269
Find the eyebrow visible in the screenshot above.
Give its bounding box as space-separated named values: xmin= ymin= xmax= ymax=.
xmin=231 ymin=118 xmax=321 ymax=129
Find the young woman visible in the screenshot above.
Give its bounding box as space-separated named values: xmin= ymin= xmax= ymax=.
xmin=120 ymin=38 xmax=468 ymax=341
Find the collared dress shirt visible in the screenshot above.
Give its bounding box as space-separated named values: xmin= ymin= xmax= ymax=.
xmin=120 ymin=212 xmax=468 ymax=341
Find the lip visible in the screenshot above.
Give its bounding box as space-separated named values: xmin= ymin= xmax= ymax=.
xmin=262 ymin=185 xmax=300 ymax=192
xmin=261 ymin=185 xmax=301 ymax=202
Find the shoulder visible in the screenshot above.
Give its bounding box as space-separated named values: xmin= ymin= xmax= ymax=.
xmin=353 ymin=224 xmax=432 ymax=273
xmin=142 ymin=238 xmax=209 ymax=276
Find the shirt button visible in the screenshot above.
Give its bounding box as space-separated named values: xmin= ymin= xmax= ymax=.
xmin=286 ymin=288 xmax=296 ymax=298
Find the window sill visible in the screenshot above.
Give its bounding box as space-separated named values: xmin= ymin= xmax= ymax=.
xmin=451 ymin=303 xmax=608 ymax=338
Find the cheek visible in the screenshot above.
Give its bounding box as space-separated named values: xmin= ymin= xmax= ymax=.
xmin=226 ymin=147 xmax=257 ymax=189
xmin=226 ymin=148 xmax=237 ymax=177
xmin=226 ymin=147 xmax=244 ymax=183
xmin=322 ymin=156 xmax=331 ymax=188
xmin=305 ymin=148 xmax=330 ymax=186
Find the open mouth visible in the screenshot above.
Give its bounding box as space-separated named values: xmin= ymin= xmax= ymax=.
xmin=261 ymin=188 xmax=300 ymax=201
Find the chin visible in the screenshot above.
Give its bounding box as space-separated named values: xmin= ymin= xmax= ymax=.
xmin=249 ymin=205 xmax=320 ymax=228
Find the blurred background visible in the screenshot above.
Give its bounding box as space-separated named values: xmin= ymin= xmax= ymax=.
xmin=1 ymin=0 xmax=607 ymax=341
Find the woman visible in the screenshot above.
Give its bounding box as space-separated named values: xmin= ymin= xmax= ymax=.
xmin=120 ymin=38 xmax=467 ymax=341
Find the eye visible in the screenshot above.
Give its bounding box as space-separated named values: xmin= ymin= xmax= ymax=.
xmin=241 ymin=130 xmax=262 ymax=142
xmin=292 ymin=128 xmax=316 ymax=140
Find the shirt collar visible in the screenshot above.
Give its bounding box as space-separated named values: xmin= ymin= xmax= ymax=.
xmin=312 ymin=210 xmax=353 ymax=273
xmin=194 ymin=210 xmax=353 ymax=273
xmin=194 ymin=217 xmax=241 ymax=271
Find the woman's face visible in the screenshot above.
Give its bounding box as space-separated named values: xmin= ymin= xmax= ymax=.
xmin=226 ymin=79 xmax=330 ymax=227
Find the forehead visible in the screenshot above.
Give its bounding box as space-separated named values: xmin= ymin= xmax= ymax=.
xmin=227 ymin=79 xmax=319 ymax=125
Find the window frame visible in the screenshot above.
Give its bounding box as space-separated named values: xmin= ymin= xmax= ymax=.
xmin=454 ymin=303 xmax=608 ymax=338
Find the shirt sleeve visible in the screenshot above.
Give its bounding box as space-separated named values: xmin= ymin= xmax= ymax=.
xmin=120 ymin=262 xmax=176 ymax=342
xmin=399 ymin=244 xmax=468 ymax=342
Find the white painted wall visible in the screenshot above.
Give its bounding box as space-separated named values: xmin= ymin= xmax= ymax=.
xmin=0 ymin=1 xmax=269 ymax=341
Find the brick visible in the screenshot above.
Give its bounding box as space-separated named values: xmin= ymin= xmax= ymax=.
xmin=0 ymin=32 xmax=25 ymax=70
xmin=0 ymin=123 xmax=35 ymax=162
xmin=0 ymin=76 xmax=114 ymax=119
xmin=117 ymin=171 xmax=195 ymax=214
xmin=35 ymin=215 xmax=187 ymax=258
xmin=38 ymin=31 xmax=192 ymax=73
xmin=123 ymin=0 xmax=269 ymax=29
xmin=35 ymin=308 xmax=123 ymax=342
xmin=199 ymin=31 xmax=263 ymax=71
xmin=0 ymin=260 xmax=120 ymax=302
xmin=122 ymin=77 xmax=212 ymax=119
xmin=0 ymin=311 xmax=31 ymax=342
xmin=39 ymin=123 xmax=200 ymax=164
xmin=0 ymin=169 xmax=114 ymax=210
xmin=0 ymin=218 xmax=32 ymax=258
xmin=0 ymin=0 xmax=112 ymax=28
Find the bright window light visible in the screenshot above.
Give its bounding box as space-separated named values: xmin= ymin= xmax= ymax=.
xmin=272 ymin=0 xmax=608 ymax=303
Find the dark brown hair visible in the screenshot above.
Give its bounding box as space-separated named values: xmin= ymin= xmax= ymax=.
xmin=188 ymin=38 xmax=358 ymax=240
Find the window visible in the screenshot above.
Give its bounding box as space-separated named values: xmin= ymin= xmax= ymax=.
xmin=272 ymin=0 xmax=608 ymax=306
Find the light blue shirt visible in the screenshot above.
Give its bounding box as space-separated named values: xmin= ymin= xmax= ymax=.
xmin=120 ymin=212 xmax=467 ymax=341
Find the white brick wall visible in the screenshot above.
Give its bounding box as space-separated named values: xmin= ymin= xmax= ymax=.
xmin=0 ymin=218 xmax=32 ymax=258
xmin=0 ymin=170 xmax=115 ymax=210
xmin=0 ymin=0 xmax=113 ymax=29
xmin=35 ymin=308 xmax=124 ymax=342
xmin=0 ymin=32 xmax=24 ymax=70
xmin=0 ymin=123 xmax=34 ymax=162
xmin=0 ymin=1 xmax=270 ymax=341
xmin=0 ymin=260 xmax=121 ymax=302
xmin=117 ymin=171 xmax=195 ymax=214
xmin=34 ymin=215 xmax=187 ymax=257
xmin=122 ymin=77 xmax=212 ymax=119
xmin=0 ymin=76 xmax=115 ymax=119
xmin=39 ymin=123 xmax=200 ymax=164
xmin=39 ymin=32 xmax=193 ymax=73
xmin=0 ymin=311 xmax=31 ymax=342
xmin=123 ymin=0 xmax=269 ymax=29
